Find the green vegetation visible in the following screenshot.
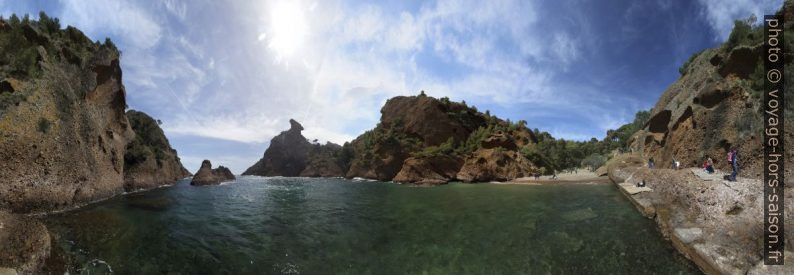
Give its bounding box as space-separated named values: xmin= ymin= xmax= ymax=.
xmin=581 ymin=153 xmax=607 ymax=172
xmin=125 ymin=110 xmax=170 ymax=168
xmin=521 ymin=110 xmax=650 ymax=174
xmin=724 ymin=15 xmax=762 ymax=51
xmin=678 ymin=49 xmax=705 ymax=76
xmin=37 ymin=117 xmax=51 ymax=133
xmin=412 ymin=137 xmax=455 ymax=158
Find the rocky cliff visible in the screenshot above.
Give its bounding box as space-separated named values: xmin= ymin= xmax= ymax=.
xmin=0 ymin=16 xmax=190 ymax=211
xmin=123 ymin=110 xmax=191 ymax=191
xmin=629 ymin=5 xmax=794 ymax=180
xmin=0 ymin=16 xmax=135 ymax=213
xmin=190 ymin=160 xmax=235 ymax=186
xmin=243 ymin=119 xmax=348 ymax=177
xmin=243 ymin=95 xmax=539 ymax=184
xmin=346 ymin=94 xmax=538 ymax=183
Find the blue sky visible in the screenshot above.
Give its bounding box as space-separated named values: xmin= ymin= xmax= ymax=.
xmin=0 ymin=0 xmax=784 ymax=173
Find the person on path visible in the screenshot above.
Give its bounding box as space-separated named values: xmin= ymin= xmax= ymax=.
xmin=728 ymin=149 xmax=739 ymax=181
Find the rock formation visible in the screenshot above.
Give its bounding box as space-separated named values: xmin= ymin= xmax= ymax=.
xmin=190 ymin=160 xmax=235 ymax=186
xmin=242 ymin=119 xmax=312 ymax=176
xmin=0 ymin=18 xmax=135 ymax=213
xmin=393 ymin=155 xmax=463 ymax=185
xmin=299 ymin=142 xmax=347 ymax=177
xmin=123 ymin=110 xmax=191 ymax=191
xmin=243 ymin=95 xmax=539 ymax=184
xmin=457 ymin=146 xmax=536 ymax=183
xmin=346 ymin=94 xmax=538 ymax=183
xmin=628 ymin=4 xmax=793 ymax=180
xmin=243 ymin=119 xmax=348 ymax=177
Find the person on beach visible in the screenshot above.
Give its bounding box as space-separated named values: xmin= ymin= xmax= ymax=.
xmin=702 ymin=157 xmax=714 ymax=174
xmin=728 ymin=149 xmax=738 ymax=181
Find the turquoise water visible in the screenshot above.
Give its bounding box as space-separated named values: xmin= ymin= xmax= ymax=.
xmin=45 ymin=177 xmax=697 ymax=274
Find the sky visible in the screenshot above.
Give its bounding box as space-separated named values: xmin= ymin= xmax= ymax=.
xmin=0 ymin=0 xmax=785 ymax=173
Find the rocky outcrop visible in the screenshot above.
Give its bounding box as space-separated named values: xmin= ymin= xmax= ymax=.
xmin=457 ymin=148 xmax=535 ymax=182
xmin=299 ymin=142 xmax=346 ymax=177
xmin=609 ymin=160 xmax=794 ymax=274
xmin=346 ymin=94 xmax=538 ymax=183
xmin=190 ymin=160 xmax=235 ymax=186
xmin=243 ymin=119 xmax=312 ymax=176
xmin=628 ymin=10 xmax=794 ymax=180
xmin=0 ymin=18 xmax=135 ymax=213
xmin=393 ymin=155 xmax=463 ymax=185
xmin=0 ymin=211 xmax=50 ymax=274
xmin=243 ymin=119 xmax=348 ymax=177
xmin=123 ymin=110 xmax=191 ymax=191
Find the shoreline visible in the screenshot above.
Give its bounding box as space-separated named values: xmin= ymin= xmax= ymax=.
xmin=608 ymin=165 xmax=793 ymax=274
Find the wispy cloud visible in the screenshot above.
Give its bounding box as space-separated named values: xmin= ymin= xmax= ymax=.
xmin=698 ymin=0 xmax=783 ymax=41
xmin=1 ymin=0 xmax=745 ymax=172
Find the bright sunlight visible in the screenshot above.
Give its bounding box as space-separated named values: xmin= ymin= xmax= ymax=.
xmin=265 ymin=1 xmax=308 ymax=60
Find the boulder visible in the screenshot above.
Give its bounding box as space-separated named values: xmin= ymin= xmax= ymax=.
xmin=480 ymin=131 xmax=517 ymax=150
xmin=393 ymin=155 xmax=463 ymax=185
xmin=456 ymin=148 xmax=536 ymax=182
xmin=190 ymin=160 xmax=235 ymax=186
xmin=0 ymin=211 xmax=50 ymax=274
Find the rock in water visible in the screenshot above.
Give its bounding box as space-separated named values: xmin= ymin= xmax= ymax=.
xmin=190 ymin=160 xmax=235 ymax=186
xmin=123 ymin=110 xmax=191 ymax=192
xmin=243 ymin=119 xmax=348 ymax=177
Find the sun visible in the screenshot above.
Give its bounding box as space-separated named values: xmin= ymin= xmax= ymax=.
xmin=266 ymin=1 xmax=308 ymax=59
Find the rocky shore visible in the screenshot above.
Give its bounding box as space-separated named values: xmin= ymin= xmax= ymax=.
xmin=0 ymin=16 xmax=190 ymax=273
xmin=607 ymin=153 xmax=793 ymax=274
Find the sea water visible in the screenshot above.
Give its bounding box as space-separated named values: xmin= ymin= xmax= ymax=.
xmin=45 ymin=176 xmax=697 ymax=274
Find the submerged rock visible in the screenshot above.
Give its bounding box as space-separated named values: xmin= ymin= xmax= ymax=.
xmin=190 ymin=160 xmax=235 ymax=186
xmin=560 ymin=208 xmax=598 ymax=222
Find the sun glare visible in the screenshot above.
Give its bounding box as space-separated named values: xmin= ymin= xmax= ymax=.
xmin=267 ymin=1 xmax=308 ymax=59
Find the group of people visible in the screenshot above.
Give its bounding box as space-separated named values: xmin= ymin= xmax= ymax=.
xmin=646 ymin=149 xmax=739 ymax=181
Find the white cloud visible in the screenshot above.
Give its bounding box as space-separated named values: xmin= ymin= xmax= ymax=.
xmin=58 ymin=0 xmax=162 ymax=49
xmin=698 ymin=0 xmax=783 ymax=41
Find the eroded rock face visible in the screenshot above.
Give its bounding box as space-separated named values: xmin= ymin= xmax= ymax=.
xmin=345 ymin=95 xmax=539 ymax=183
xmin=123 ymin=110 xmax=191 ymax=191
xmin=393 ymin=155 xmax=463 ymax=185
xmin=457 ymin=148 xmax=536 ymax=182
xmin=0 ymin=22 xmax=134 ymax=213
xmin=630 ymin=36 xmax=793 ymax=180
xmin=345 ymin=95 xmax=489 ymax=180
xmin=0 ymin=211 xmax=50 ymax=274
xmin=190 ymin=160 xmax=235 ymax=186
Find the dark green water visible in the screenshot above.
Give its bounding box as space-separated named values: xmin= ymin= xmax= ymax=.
xmin=45 ymin=177 xmax=697 ymax=274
